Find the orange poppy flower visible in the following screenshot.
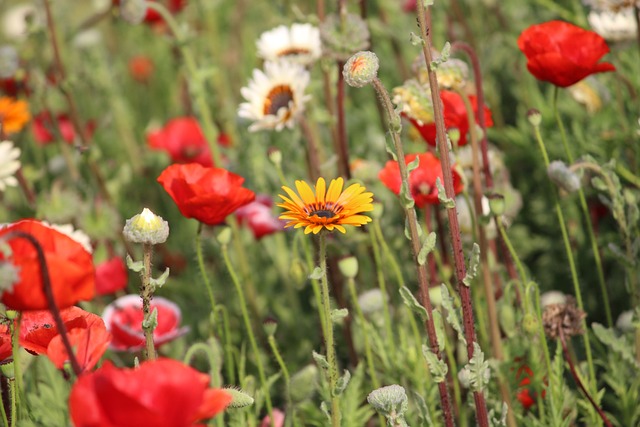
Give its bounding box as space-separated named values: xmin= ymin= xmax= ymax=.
xmin=0 ymin=96 xmax=30 ymax=135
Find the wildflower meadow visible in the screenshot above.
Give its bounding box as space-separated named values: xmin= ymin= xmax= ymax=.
xmin=0 ymin=0 xmax=639 ymax=426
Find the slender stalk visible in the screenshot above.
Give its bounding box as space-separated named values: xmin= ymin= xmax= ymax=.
xmin=531 ymin=122 xmax=596 ymax=389
xmin=7 ymin=232 xmax=82 ymax=376
xmin=0 ymin=373 xmax=8 ymax=427
xmin=317 ymin=233 xmax=341 ymax=427
xmin=415 ymin=1 xmax=489 ymax=424
xmin=553 ymin=87 xmax=612 ymax=327
xmin=221 ymin=242 xmax=274 ymax=426
xmin=8 ymin=378 xmax=14 ymax=427
xmin=299 ymin=116 xmax=321 ymax=181
xmin=14 ymin=169 xmax=35 ymax=208
xmin=267 ymin=335 xmax=296 ymax=427
xmin=336 ymin=61 xmax=351 ymax=179
xmin=141 ymin=243 xmax=157 ymax=361
xmin=146 ymin=2 xmax=223 ymax=166
xmin=558 ymin=330 xmax=612 ymax=427
xmin=196 ymin=224 xmax=217 ymax=316
xmin=371 ymin=76 xmax=455 ymax=427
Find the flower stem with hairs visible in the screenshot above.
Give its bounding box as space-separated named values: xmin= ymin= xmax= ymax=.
xmin=415 ymin=1 xmax=490 ymax=424
xmin=531 ymin=118 xmax=596 ymax=390
xmin=553 ymin=87 xmax=612 ymax=327
xmin=370 ymin=75 xmax=455 ymax=427
xmin=141 ymin=243 xmax=157 ymax=361
xmin=196 ymin=224 xmax=217 ymax=319
xmin=220 ymin=236 xmax=274 ymax=427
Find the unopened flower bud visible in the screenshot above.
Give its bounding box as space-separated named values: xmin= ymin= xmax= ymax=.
xmin=527 ymin=109 xmax=542 ymax=127
xmin=616 ymin=310 xmax=634 ymax=332
xmin=267 ymin=147 xmax=282 ymax=166
xmin=447 ymin=127 xmax=461 ymax=146
xmin=522 ymin=312 xmax=539 ymax=336
xmin=367 ymin=384 xmax=408 ymax=417
xmin=338 ymin=256 xmax=359 ymax=278
xmin=120 ymin=0 xmax=147 ymax=25
xmin=263 ymin=317 xmax=278 ymax=336
xmin=320 ymin=13 xmax=370 ymax=61
xmin=548 ymin=160 xmax=581 ymax=193
xmin=486 ymin=192 xmax=506 ymax=216
xmin=123 ymin=208 xmax=169 ymax=245
xmin=358 ymin=289 xmax=385 ymax=316
xmin=216 ymin=227 xmax=232 ymax=245
xmin=343 ymin=51 xmax=379 ymax=88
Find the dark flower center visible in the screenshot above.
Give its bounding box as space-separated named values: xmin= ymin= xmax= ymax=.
xmin=310 ymin=209 xmax=336 ymax=218
xmin=263 ymin=85 xmax=294 ymax=116
xmin=278 ymin=48 xmax=311 ymax=57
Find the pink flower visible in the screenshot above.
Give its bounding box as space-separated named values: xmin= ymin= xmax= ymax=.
xmin=235 ymin=195 xmax=285 ymax=239
xmin=102 ymin=295 xmax=189 ymax=352
xmin=260 ymin=409 xmax=285 ymax=427
xmin=95 ymin=257 xmax=128 ymax=296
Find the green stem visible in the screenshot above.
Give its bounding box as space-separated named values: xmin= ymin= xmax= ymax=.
xmin=267 ymin=335 xmax=296 ymax=427
xmin=318 ymin=233 xmax=341 ymax=427
xmin=368 ymin=220 xmax=395 ymax=348
xmin=214 ymin=305 xmax=236 ymax=385
xmin=301 ymin=236 xmax=328 ymax=340
xmin=532 ymin=123 xmax=596 ymax=390
xmin=146 ymin=2 xmax=223 ymax=166
xmin=221 ymin=243 xmax=274 ymax=426
xmin=141 ymin=244 xmax=156 ymax=360
xmin=184 ymin=341 xmax=224 ymax=427
xmin=553 ymin=87 xmax=612 ymax=327
xmin=196 ymin=224 xmax=217 ymax=316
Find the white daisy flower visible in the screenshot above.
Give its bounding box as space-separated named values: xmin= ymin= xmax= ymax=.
xmin=256 ymin=23 xmax=322 ymax=66
xmin=2 ymin=4 xmax=43 ymax=40
xmin=0 ymin=140 xmax=21 ymax=192
xmin=238 ymin=61 xmax=311 ymax=132
xmin=42 ymin=221 xmax=93 ymax=254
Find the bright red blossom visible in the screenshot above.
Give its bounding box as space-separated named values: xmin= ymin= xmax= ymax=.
xmin=69 ymin=358 xmax=232 ymax=427
xmin=379 ymin=152 xmax=464 ymax=207
xmin=102 ymin=295 xmax=188 ymax=352
xmin=0 ymin=220 xmax=95 ymax=311
xmin=409 ymin=90 xmax=493 ymax=147
xmin=32 ymin=112 xmax=95 ymax=146
xmin=158 ymin=163 xmax=255 ymax=225
xmin=20 ymin=306 xmax=110 ymax=372
xmin=95 ymin=257 xmax=129 ymax=296
xmin=517 ymin=20 xmax=616 ymax=88
xmin=112 ymin=0 xmax=187 ymax=24
xmin=147 ymin=117 xmax=213 ymax=167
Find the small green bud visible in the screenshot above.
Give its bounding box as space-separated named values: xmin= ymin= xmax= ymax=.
xmin=522 ymin=312 xmax=539 ymax=336
xmin=447 ymin=127 xmax=461 ymax=146
xmin=343 ymin=51 xmax=379 ymax=88
xmin=123 ymin=208 xmax=169 ymax=245
xmin=486 ymin=192 xmax=506 ymax=216
xmin=371 ymin=202 xmax=384 ymax=219
xmin=498 ymin=303 xmax=517 ymax=338
xmin=223 ymin=387 xmax=255 ymax=408
xmin=289 ymin=258 xmax=307 ymax=285
xmin=216 ymin=227 xmax=232 ymax=245
xmin=527 ymin=109 xmax=542 ymax=127
xmin=1 ymin=362 xmax=15 ymax=378
xmin=263 ymin=317 xmax=278 ymax=336
xmin=429 ymin=286 xmax=443 ymax=307
xmin=337 ymin=256 xmax=358 ymax=279
xmin=267 ymin=147 xmax=282 ymax=166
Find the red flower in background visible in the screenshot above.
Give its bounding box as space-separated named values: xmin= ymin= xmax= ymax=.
xmin=32 ymin=112 xmax=95 ymax=146
xmin=102 ymin=295 xmax=188 ymax=352
xmin=128 ymin=55 xmax=155 ymax=83
xmin=379 ymin=152 xmax=464 ymax=207
xmin=69 ymin=358 xmax=232 ymax=427
xmin=95 ymin=257 xmax=128 ymax=296
xmin=0 ymin=220 xmax=95 ymax=311
xmin=0 ymin=323 xmax=13 ymax=364
xmin=517 ymin=20 xmax=615 ymax=88
xmin=409 ymin=90 xmax=493 ymax=147
xmin=402 ymin=0 xmax=416 ymax=13
xmin=20 ymin=306 xmax=110 ymax=372
xmin=235 ymin=195 xmax=285 ymax=239
xmin=147 ymin=117 xmax=213 ymax=167
xmin=158 ymin=163 xmax=255 ymax=225
xmin=112 ymin=0 xmax=187 ymax=25
xmin=514 ymin=359 xmax=546 ymax=410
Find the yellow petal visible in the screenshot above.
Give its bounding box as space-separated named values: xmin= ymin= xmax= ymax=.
xmin=315 ymin=177 xmax=326 ymax=203
xmin=325 ymin=178 xmax=344 ymax=203
xmin=296 ymin=180 xmax=316 ymax=205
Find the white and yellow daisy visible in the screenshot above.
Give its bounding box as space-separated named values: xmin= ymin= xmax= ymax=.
xmin=0 ymin=140 xmax=20 ymax=192
xmin=238 ymin=61 xmax=311 ymax=132
xmin=256 ymin=23 xmax=322 ymax=66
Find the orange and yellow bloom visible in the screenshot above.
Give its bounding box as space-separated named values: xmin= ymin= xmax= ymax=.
xmin=278 ymin=177 xmax=373 ymax=234
xmin=0 ymin=96 xmax=30 ymax=135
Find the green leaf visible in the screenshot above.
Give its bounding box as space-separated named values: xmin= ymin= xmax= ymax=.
xmin=462 ymin=243 xmax=480 ymax=287
xmin=331 ymin=308 xmax=349 ymax=323
xmin=464 ymin=342 xmax=490 ymax=392
xmin=399 ymin=286 xmax=428 ymax=320
xmin=421 ymin=345 xmax=448 ymax=383
xmin=385 ymin=134 xmax=398 ymax=161
xmin=126 ymin=254 xmax=144 ymax=272
xmin=149 ymin=267 xmax=170 ymax=289
xmin=312 ymin=350 xmax=329 ymax=370
xmin=418 ymin=232 xmax=437 ymax=266
xmin=592 ymin=323 xmax=639 ymax=368
xmin=436 ymin=178 xmax=455 ymax=208
xmin=440 ymin=284 xmax=466 ymax=345
xmin=334 ymin=369 xmax=351 ymax=396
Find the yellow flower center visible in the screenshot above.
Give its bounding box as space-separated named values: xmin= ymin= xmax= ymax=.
xmin=278 ymin=47 xmax=311 ymax=57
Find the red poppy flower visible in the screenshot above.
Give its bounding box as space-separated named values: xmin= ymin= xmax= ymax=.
xmin=514 ymin=360 xmax=546 ymax=410
xmin=378 ymin=152 xmax=464 ymax=207
xmin=517 ymin=20 xmax=616 ymax=88
xmin=408 ymin=90 xmax=493 ymax=147
xmin=0 ymin=76 xmax=28 ymax=98
xmin=147 ymin=117 xmax=214 ymax=167
xmin=95 ymin=257 xmax=128 ymax=296
xmin=235 ymin=194 xmax=285 ymax=239
xmin=0 ymin=220 xmax=95 ymax=311
xmin=69 ymin=358 xmax=232 ymax=427
xmin=128 ymin=55 xmax=154 ymax=83
xmin=112 ymin=0 xmax=187 ymax=25
xmin=20 ymin=306 xmax=110 ymax=372
xmin=0 ymin=323 xmax=13 ymax=364
xmin=157 ymin=163 xmax=255 ymax=225
xmin=102 ymin=295 xmax=189 ymax=352
xmin=32 ymin=112 xmax=95 ymax=146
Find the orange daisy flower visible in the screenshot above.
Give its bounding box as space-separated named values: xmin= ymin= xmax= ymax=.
xmin=0 ymin=97 xmax=30 ymax=135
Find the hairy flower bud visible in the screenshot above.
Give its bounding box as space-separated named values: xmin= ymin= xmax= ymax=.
xmin=320 ymin=13 xmax=370 ymax=61
xmin=527 ymin=109 xmax=542 ymax=127
xmin=338 ymin=256 xmax=359 ymax=279
xmin=343 ymin=51 xmax=379 ymax=88
xmin=367 ymin=384 xmax=409 ymax=426
xmin=123 ymin=208 xmax=169 ymax=245
xmin=548 ymin=160 xmax=581 ymax=193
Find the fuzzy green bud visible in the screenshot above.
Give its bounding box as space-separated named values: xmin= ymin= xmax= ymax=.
xmin=343 ymin=51 xmax=379 ymax=88
xmin=447 ymin=128 xmax=461 ymax=146
xmin=223 ymin=387 xmax=255 ymax=408
xmin=123 ymin=208 xmax=169 ymax=245
xmin=367 ymin=384 xmax=409 ymax=418
xmin=486 ymin=192 xmax=506 ymax=216
xmin=527 ymin=109 xmax=542 ymax=127
xmin=548 ymin=160 xmax=581 ymax=193
xmin=320 ymin=13 xmax=370 ymax=61
xmin=267 ymin=147 xmax=282 ymax=166
xmin=522 ymin=312 xmax=539 ymax=336
xmin=338 ymin=256 xmax=359 ymax=279
xmin=216 ymin=227 xmax=232 ymax=246
xmin=263 ymin=317 xmax=278 ymax=336
xmin=289 ymin=258 xmax=307 ymax=285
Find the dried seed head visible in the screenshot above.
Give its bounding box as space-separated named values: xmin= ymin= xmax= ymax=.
xmin=542 ymin=296 xmax=587 ymax=339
